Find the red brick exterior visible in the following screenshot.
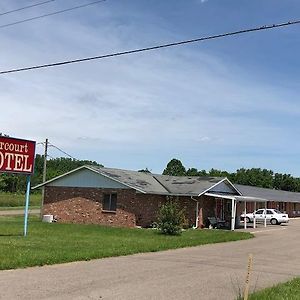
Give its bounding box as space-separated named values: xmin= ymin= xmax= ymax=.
xmin=43 ymin=187 xmax=137 ymax=227
xmin=43 ymin=186 xmax=205 ymax=228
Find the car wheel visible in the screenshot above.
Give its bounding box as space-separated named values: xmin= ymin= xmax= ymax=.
xmin=270 ymin=218 xmax=278 ymax=225
xmin=246 ymin=217 xmax=251 ymax=223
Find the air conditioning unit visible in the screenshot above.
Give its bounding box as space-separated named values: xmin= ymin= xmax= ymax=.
xmin=42 ymin=214 xmax=54 ymax=223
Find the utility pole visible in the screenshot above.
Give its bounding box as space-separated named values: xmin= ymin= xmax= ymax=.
xmin=40 ymin=138 xmax=48 ymax=218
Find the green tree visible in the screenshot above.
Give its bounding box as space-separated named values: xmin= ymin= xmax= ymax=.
xmin=163 ymin=159 xmax=186 ymax=176
xmin=186 ymin=168 xmax=199 ymax=176
xmin=157 ymin=201 xmax=185 ymax=235
xmin=138 ymin=168 xmax=151 ymax=173
xmin=208 ymin=168 xmax=231 ymax=178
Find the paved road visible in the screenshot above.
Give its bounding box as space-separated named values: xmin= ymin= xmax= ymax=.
xmin=0 ymin=209 xmax=40 ymax=216
xmin=0 ymin=220 xmax=300 ymax=300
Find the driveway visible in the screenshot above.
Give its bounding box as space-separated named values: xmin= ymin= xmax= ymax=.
xmin=0 ymin=220 xmax=299 ymax=300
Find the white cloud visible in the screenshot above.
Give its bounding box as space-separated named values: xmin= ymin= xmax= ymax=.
xmin=0 ymin=1 xmax=299 ymax=173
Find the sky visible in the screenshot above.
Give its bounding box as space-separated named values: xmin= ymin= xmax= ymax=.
xmin=1 ymin=0 xmax=300 ymax=175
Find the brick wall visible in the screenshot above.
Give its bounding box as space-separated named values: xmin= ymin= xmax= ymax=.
xmin=43 ymin=186 xmax=201 ymax=228
xmin=134 ymin=194 xmax=198 ymax=227
xmin=44 ymin=186 xmax=137 ymax=227
xmin=198 ymin=195 xmax=216 ymax=226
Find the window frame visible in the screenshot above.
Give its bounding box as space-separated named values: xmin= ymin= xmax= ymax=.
xmin=102 ymin=193 xmax=117 ymax=212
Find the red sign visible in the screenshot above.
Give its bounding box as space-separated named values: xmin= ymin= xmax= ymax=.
xmin=0 ymin=136 xmax=36 ymax=175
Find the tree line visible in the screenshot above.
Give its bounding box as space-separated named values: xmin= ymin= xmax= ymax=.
xmin=162 ymin=158 xmax=300 ymax=192
xmin=1 ymin=156 xmax=299 ymax=193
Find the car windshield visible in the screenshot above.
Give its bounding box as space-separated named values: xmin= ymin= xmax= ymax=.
xmin=273 ymin=209 xmax=283 ymax=214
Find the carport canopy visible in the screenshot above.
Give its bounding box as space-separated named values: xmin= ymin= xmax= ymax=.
xmin=204 ymin=193 xmax=269 ymax=231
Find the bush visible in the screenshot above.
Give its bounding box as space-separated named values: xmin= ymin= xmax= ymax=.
xmin=157 ymin=201 xmax=185 ymax=235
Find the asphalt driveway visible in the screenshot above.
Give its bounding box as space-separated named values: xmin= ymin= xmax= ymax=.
xmin=0 ymin=220 xmax=299 ymax=300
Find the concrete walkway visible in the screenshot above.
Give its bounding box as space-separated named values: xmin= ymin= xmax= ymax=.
xmin=0 ymin=220 xmax=300 ymax=300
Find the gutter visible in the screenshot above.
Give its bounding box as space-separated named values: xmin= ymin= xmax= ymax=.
xmin=191 ymin=196 xmax=199 ymax=229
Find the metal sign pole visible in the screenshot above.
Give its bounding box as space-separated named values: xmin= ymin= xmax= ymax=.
xmin=24 ymin=175 xmax=31 ymax=237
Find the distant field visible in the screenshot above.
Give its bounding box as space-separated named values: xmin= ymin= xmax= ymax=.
xmin=0 ymin=192 xmax=41 ymax=207
xmin=0 ymin=216 xmax=253 ymax=270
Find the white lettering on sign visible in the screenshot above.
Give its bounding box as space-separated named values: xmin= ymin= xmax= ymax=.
xmin=0 ymin=152 xmax=3 ymax=169
xmin=0 ymin=142 xmax=28 ymax=153
xmin=0 ymin=152 xmax=33 ymax=173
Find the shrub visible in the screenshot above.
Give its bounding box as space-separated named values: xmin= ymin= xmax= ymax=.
xmin=157 ymin=201 xmax=185 ymax=235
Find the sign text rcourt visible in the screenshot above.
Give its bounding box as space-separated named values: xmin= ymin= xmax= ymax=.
xmin=0 ymin=137 xmax=36 ymax=174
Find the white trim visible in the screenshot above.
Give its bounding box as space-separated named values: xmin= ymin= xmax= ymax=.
xmin=204 ymin=192 xmax=236 ymax=200
xmin=225 ymin=177 xmax=243 ymax=196
xmin=191 ymin=196 xmax=199 ymax=228
xmin=198 ymin=177 xmax=241 ymax=197
xmin=235 ymin=196 xmax=268 ymax=203
xmin=231 ymin=198 xmax=236 ymax=230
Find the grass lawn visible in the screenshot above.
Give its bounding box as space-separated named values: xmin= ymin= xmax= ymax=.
xmin=244 ymin=278 xmax=300 ymax=300
xmin=0 ymin=192 xmax=41 ymax=207
xmin=0 ymin=216 xmax=253 ymax=270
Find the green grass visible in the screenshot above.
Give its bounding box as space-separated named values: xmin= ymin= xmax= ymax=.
xmin=0 ymin=192 xmax=41 ymax=207
xmin=244 ymin=278 xmax=300 ymax=300
xmin=0 ymin=216 xmax=253 ymax=270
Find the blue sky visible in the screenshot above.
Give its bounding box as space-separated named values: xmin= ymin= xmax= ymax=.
xmin=1 ymin=0 xmax=300 ymax=175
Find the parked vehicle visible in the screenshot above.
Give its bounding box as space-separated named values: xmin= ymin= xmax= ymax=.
xmin=241 ymin=209 xmax=289 ymax=225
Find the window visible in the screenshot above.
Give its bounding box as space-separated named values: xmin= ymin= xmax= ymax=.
xmin=266 ymin=210 xmax=273 ymax=214
xmin=255 ymin=209 xmax=264 ymax=215
xmin=102 ymin=193 xmax=117 ymax=212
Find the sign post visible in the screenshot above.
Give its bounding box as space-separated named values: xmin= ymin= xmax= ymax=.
xmin=0 ymin=136 xmax=36 ymax=236
xmin=24 ymin=175 xmax=31 ymax=236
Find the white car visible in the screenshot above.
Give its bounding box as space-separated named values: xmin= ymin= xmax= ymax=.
xmin=241 ymin=209 xmax=289 ymax=225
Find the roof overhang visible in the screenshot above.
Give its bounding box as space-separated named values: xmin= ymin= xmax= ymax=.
xmin=205 ymin=192 xmax=268 ymax=202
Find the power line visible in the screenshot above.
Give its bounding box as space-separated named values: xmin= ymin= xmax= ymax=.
xmin=1 ymin=19 xmax=299 ymax=75
xmin=0 ymin=0 xmax=55 ymax=17
xmin=0 ymin=0 xmax=106 ymax=30
xmin=37 ymin=141 xmax=77 ymax=160
xmin=48 ymin=142 xmax=77 ymax=160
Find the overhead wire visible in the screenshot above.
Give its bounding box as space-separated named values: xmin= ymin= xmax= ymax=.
xmin=0 ymin=0 xmax=106 ymax=30
xmin=0 ymin=0 xmax=55 ymax=17
xmin=0 ymin=19 xmax=299 ymax=75
xmin=48 ymin=142 xmax=78 ymax=160
xmin=37 ymin=141 xmax=78 ymax=160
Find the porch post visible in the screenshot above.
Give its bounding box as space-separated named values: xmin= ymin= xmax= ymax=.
xmin=244 ymin=200 xmax=247 ymax=229
xmin=264 ymin=201 xmax=267 ymax=227
xmin=195 ymin=201 xmax=199 ymax=228
xmin=231 ymin=197 xmax=235 ymax=231
xmin=253 ymin=201 xmax=256 ymax=229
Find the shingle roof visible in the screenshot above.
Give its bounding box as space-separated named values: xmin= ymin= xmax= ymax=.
xmin=235 ymin=184 xmax=300 ymax=203
xmin=90 ymin=166 xmax=226 ymax=196
xmin=153 ymin=175 xmax=225 ymax=196
xmin=89 ymin=166 xmax=169 ymax=194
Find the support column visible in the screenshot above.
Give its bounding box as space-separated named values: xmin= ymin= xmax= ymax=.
xmin=244 ymin=201 xmax=247 ymax=229
xmin=264 ymin=201 xmax=267 ymax=227
xmin=253 ymin=201 xmax=256 ymax=229
xmin=231 ymin=198 xmax=235 ymax=231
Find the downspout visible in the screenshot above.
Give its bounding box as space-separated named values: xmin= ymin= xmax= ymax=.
xmin=191 ymin=196 xmax=199 ymax=229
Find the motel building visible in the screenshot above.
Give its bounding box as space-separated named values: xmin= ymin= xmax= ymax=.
xmin=33 ymin=165 xmax=300 ymax=230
